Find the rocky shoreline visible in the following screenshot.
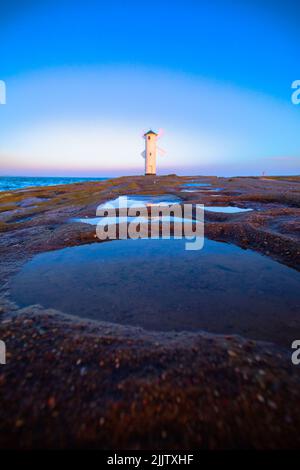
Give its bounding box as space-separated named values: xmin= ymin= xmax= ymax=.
xmin=1 ymin=175 xmax=300 ymax=448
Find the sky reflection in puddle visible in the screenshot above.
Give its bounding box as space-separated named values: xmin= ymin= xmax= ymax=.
xmin=11 ymin=237 xmax=300 ymax=347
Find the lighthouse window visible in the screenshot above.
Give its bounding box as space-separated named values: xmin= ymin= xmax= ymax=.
xmin=150 ymin=152 xmax=152 ymax=156
xmin=148 ymin=136 xmax=150 ymax=140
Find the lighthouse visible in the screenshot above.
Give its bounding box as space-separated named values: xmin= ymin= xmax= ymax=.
xmin=143 ymin=130 xmax=158 ymax=175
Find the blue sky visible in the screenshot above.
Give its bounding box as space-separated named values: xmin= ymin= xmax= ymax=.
xmin=0 ymin=0 xmax=299 ymax=176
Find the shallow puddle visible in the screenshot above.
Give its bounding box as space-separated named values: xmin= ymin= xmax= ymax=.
xmin=76 ymin=216 xmax=137 ymax=225
xmin=75 ymin=215 xmax=196 ymax=226
xmin=98 ymin=195 xmax=182 ymax=209
xmin=10 ymin=237 xmax=300 ymax=346
xmin=205 ymin=206 xmax=252 ymax=213
xmin=182 ymin=188 xmax=223 ymax=193
xmin=182 ymin=183 xmax=211 ymax=188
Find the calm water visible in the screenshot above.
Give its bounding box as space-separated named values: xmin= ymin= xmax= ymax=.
xmin=11 ymin=238 xmax=300 ymax=346
xmin=0 ymin=176 xmax=109 ymax=192
xmin=181 ymin=188 xmax=223 ymax=193
xmin=183 ymin=183 xmax=211 ymax=187
xmin=74 ymin=215 xmax=197 ymax=226
xmin=98 ymin=195 xmax=182 ymax=209
xmin=205 ymin=206 xmax=252 ymax=213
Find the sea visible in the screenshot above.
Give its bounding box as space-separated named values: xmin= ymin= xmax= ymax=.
xmin=0 ymin=176 xmax=110 ymax=192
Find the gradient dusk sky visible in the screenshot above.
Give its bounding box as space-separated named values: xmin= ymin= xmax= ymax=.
xmin=0 ymin=0 xmax=299 ymax=176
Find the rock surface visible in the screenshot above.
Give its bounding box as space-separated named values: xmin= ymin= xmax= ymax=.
xmin=0 ymin=175 xmax=300 ymax=448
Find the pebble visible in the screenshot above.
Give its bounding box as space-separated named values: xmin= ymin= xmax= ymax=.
xmin=15 ymin=419 xmax=24 ymax=428
xmin=268 ymin=400 xmax=278 ymax=410
xmin=228 ymin=349 xmax=237 ymax=358
xmin=99 ymin=417 xmax=105 ymax=426
xmin=257 ymin=394 xmax=264 ymax=403
xmin=47 ymin=396 xmax=56 ymax=409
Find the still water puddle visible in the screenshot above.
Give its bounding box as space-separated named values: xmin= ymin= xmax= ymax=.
xmin=182 ymin=182 xmax=211 ymax=188
xmin=98 ymin=195 xmax=181 ymax=209
xmin=11 ymin=238 xmax=300 ymax=346
xmin=75 ymin=215 xmax=196 ymax=226
xmin=205 ymin=206 xmax=252 ymax=214
xmin=182 ymin=188 xmax=223 ymax=193
xmin=76 ymin=216 xmax=136 ymax=225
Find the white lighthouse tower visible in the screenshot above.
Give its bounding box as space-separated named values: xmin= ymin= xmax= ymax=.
xmin=143 ymin=130 xmax=158 ymax=175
